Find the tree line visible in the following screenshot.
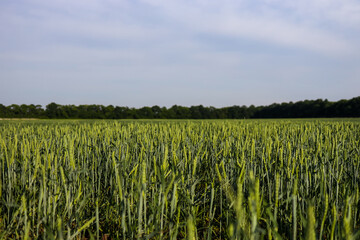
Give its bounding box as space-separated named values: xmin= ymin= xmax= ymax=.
xmin=0 ymin=96 xmax=359 ymax=119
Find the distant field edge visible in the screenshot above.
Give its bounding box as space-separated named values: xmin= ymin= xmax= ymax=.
xmin=1 ymin=118 xmax=359 ymax=121
xmin=0 ymin=118 xmax=40 ymax=120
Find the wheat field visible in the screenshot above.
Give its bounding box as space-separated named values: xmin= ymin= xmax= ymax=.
xmin=0 ymin=119 xmax=359 ymax=239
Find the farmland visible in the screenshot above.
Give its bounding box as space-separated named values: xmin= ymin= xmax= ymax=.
xmin=0 ymin=119 xmax=359 ymax=239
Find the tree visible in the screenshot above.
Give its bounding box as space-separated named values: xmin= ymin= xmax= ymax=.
xmin=0 ymin=104 xmax=8 ymax=117
xmin=46 ymin=102 xmax=62 ymax=118
xmin=138 ymin=107 xmax=154 ymax=119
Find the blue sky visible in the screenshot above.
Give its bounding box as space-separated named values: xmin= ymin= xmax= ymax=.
xmin=1 ymin=0 xmax=359 ymax=107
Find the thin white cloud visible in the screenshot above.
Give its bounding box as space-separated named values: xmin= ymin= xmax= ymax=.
xmin=1 ymin=0 xmax=359 ymax=107
xmin=264 ymin=0 xmax=360 ymax=27
xmin=215 ymin=15 xmax=352 ymax=55
xmin=139 ymin=0 xmax=359 ymax=55
xmin=3 ymin=0 xmax=358 ymax=55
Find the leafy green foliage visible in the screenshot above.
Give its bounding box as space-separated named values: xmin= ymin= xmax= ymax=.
xmin=1 ymin=96 xmax=360 ymax=119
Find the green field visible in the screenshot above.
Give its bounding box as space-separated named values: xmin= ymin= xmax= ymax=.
xmin=0 ymin=119 xmax=359 ymax=239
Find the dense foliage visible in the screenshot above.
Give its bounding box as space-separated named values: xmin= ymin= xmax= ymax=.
xmin=1 ymin=96 xmax=359 ymax=119
xmin=0 ymin=119 xmax=359 ymax=239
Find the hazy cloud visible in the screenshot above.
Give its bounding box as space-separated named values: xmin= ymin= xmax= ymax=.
xmin=1 ymin=0 xmax=359 ymax=107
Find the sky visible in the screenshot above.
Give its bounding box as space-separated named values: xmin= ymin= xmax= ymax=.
xmin=1 ymin=0 xmax=359 ymax=108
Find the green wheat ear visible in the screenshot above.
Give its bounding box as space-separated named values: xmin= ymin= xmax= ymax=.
xmin=343 ymin=196 xmax=353 ymax=240
xmin=187 ymin=215 xmax=196 ymax=240
xmin=305 ymin=203 xmax=316 ymax=240
xmin=319 ymin=193 xmax=328 ymax=240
